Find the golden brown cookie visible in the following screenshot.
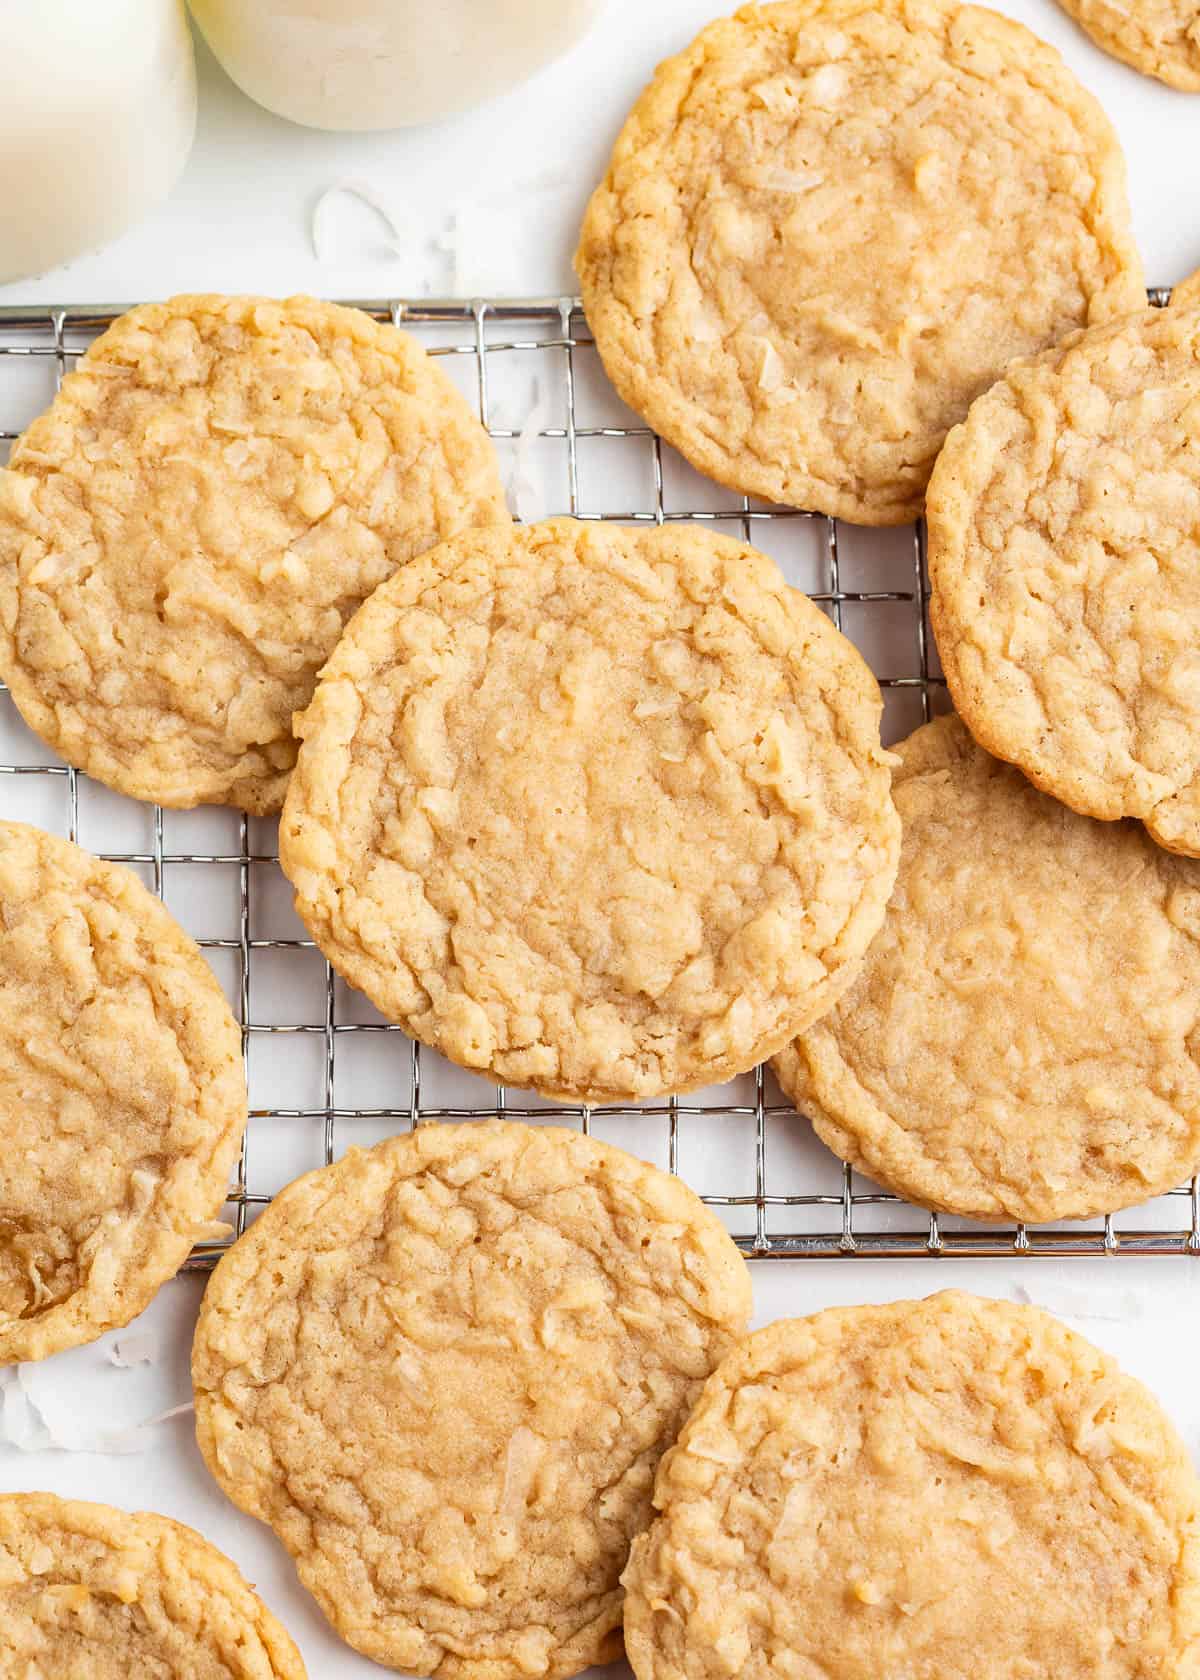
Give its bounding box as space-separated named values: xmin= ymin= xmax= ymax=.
xmin=623 ymin=1292 xmax=1200 ymax=1680
xmin=0 ymin=294 xmax=508 ymax=813
xmin=1055 ymin=0 xmax=1200 ymax=88
xmin=0 ymin=1493 xmax=305 ymax=1677
xmin=279 ymin=518 xmax=899 ymax=1103
xmin=576 ymin=0 xmax=1144 ymax=525
xmin=0 ymin=820 xmax=245 ymax=1362
xmin=192 ymin=1120 xmax=752 ymax=1680
xmin=772 ymin=715 xmax=1200 ymax=1222
xmin=929 ymin=303 xmax=1200 ymax=856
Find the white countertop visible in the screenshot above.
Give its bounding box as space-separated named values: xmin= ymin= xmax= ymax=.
xmin=3 ymin=5 xmax=1200 ymax=1677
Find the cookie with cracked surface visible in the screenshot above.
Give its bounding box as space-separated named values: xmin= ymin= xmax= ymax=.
xmin=0 ymin=294 xmax=508 ymax=814
xmin=279 ymin=518 xmax=899 ymax=1103
xmin=0 ymin=820 xmax=245 ymax=1362
xmin=929 ymin=303 xmax=1200 ymax=856
xmin=575 ymin=0 xmax=1144 ymax=526
xmin=1054 ymin=0 xmax=1200 ymax=88
xmin=622 ymin=1292 xmax=1200 ymax=1680
xmin=191 ymin=1120 xmax=753 ymax=1680
xmin=772 ymin=715 xmax=1200 ymax=1223
xmin=0 ymin=1493 xmax=305 ymax=1677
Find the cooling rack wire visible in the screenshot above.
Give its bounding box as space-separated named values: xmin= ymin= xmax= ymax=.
xmin=0 ymin=292 xmax=1191 ymax=1262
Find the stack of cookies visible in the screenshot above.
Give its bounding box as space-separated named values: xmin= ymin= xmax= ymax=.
xmin=3 ymin=0 xmax=1200 ymax=1673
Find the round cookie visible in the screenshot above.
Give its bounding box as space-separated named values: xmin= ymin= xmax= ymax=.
xmin=191 ymin=1120 xmax=753 ymax=1680
xmin=772 ymin=715 xmax=1200 ymax=1223
xmin=623 ymin=1292 xmax=1200 ymax=1680
xmin=929 ymin=303 xmax=1200 ymax=856
xmin=575 ymin=0 xmax=1144 ymax=526
xmin=279 ymin=518 xmax=899 ymax=1103
xmin=1054 ymin=0 xmax=1200 ymax=89
xmin=0 ymin=820 xmax=245 ymax=1362
xmin=0 ymin=294 xmax=508 ymax=813
xmin=0 ymin=1493 xmax=305 ymax=1678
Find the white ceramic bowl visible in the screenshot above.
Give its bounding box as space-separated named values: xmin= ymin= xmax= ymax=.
xmin=187 ymin=0 xmax=610 ymax=131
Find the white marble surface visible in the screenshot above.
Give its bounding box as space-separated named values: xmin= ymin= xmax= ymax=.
xmin=2 ymin=5 xmax=1200 ymax=1676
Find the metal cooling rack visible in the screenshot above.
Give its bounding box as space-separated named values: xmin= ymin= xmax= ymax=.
xmin=0 ymin=293 xmax=1194 ymax=1263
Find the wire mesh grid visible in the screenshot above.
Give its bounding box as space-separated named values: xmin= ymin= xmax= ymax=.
xmin=0 ymin=292 xmax=1194 ymax=1262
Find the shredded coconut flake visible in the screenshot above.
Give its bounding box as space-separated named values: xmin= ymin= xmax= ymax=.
xmin=688 ymin=1432 xmax=741 ymax=1465
xmin=1 ymin=1367 xmax=48 ymax=1452
xmin=747 ymin=165 xmax=823 ymax=194
xmin=487 ymin=397 xmax=522 ymax=432
xmin=108 ymin=1330 xmax=159 ymax=1369
xmin=500 ymin=1426 xmax=542 ymax=1522
xmin=750 ymin=75 xmax=800 ymax=114
xmin=1015 ymin=1282 xmax=1145 ymax=1323
xmin=0 ymin=1366 xmax=191 ymax=1456
xmin=100 ymin=1402 xmax=195 ymax=1456
xmin=807 ymin=63 xmax=849 ymax=106
xmin=312 ymin=179 xmax=407 ymax=264
xmin=687 ymin=311 xmax=723 ymax=345
xmin=757 ymin=339 xmax=787 ymax=391
xmin=506 ymin=381 xmax=554 ymax=524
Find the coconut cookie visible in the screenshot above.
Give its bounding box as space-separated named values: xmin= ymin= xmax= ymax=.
xmin=279 ymin=518 xmax=899 ymax=1103
xmin=623 ymin=1293 xmax=1200 ymax=1680
xmin=0 ymin=294 xmax=508 ymax=813
xmin=929 ymin=303 xmax=1200 ymax=856
xmin=192 ymin=1120 xmax=752 ymax=1680
xmin=773 ymin=716 xmax=1200 ymax=1223
xmin=0 ymin=1494 xmax=305 ymax=1678
xmin=576 ymin=0 xmax=1144 ymax=526
xmin=1055 ymin=0 xmax=1200 ymax=88
xmin=0 ymin=821 xmax=245 ymax=1363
